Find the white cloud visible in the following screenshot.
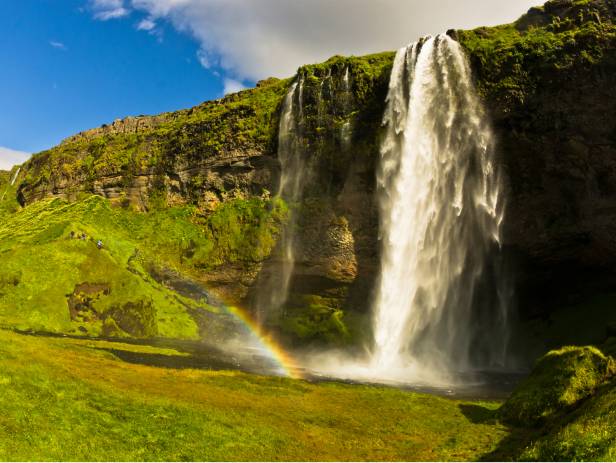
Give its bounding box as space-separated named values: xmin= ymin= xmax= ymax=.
xmin=196 ymin=48 xmax=213 ymax=69
xmin=49 ymin=40 xmax=67 ymax=51
xmin=137 ymin=17 xmax=156 ymax=30
xmin=91 ymin=0 xmax=130 ymax=20
xmin=127 ymin=0 xmax=541 ymax=82
xmin=0 ymin=147 xmax=30 ymax=171
xmin=223 ymin=78 xmax=246 ymax=95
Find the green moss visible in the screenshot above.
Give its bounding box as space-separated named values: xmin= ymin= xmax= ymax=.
xmin=0 ymin=196 xmax=203 ymax=338
xmin=519 ymin=378 xmax=616 ymax=461
xmin=500 ymin=346 xmax=615 ymax=426
xmin=280 ymin=294 xmax=350 ymax=345
xmin=17 ymin=78 xmax=291 ymax=202
xmin=191 ymin=196 xmax=288 ymax=268
xmin=457 ymin=0 xmax=616 ymax=107
xmin=0 ymin=193 xmax=290 ymax=338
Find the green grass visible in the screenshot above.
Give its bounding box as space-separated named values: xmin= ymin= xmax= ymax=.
xmin=0 ymin=195 xmax=286 ymax=338
xmin=0 ymin=328 xmax=511 ymax=461
xmin=457 ymin=0 xmax=616 ymax=106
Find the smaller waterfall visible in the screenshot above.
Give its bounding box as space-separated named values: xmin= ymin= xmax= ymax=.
xmin=1 ymin=167 xmax=20 ymax=202
xmin=11 ymin=168 xmax=20 ymax=186
xmin=255 ymin=80 xmax=307 ymax=321
xmin=341 ymin=66 xmax=352 ymax=150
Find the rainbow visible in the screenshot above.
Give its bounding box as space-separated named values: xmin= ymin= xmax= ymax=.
xmin=225 ymin=305 xmax=304 ymax=380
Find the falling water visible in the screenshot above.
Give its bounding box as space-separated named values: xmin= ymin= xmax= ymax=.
xmin=341 ymin=66 xmax=352 ymax=150
xmin=254 ymin=80 xmax=306 ymax=321
xmin=1 ymin=167 xmax=20 ymax=202
xmin=10 ymin=168 xmax=20 ymax=186
xmin=370 ymin=34 xmax=509 ymax=378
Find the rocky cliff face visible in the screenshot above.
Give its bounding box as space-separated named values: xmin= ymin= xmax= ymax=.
xmin=11 ymin=0 xmax=616 ymax=343
xmin=459 ymin=0 xmax=616 ymax=316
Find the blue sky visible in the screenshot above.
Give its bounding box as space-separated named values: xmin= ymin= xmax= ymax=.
xmin=0 ymin=0 xmax=236 ymax=159
xmin=0 ymin=0 xmax=540 ymax=169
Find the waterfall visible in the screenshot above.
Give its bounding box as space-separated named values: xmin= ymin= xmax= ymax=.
xmin=11 ymin=168 xmax=20 ymax=186
xmin=341 ymin=66 xmax=352 ymax=150
xmin=255 ymin=80 xmax=306 ymax=321
xmin=1 ymin=167 xmax=20 ymax=202
xmin=370 ymin=34 xmax=509 ymax=377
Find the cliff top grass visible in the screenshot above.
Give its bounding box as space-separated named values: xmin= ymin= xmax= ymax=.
xmin=19 ymin=77 xmax=291 ymax=198
xmin=457 ymin=0 xmax=616 ymax=108
xmin=17 ymin=51 xmax=395 ymax=205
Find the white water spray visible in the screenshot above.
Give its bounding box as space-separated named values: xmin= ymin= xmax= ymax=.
xmin=307 ymin=35 xmax=510 ymax=385
xmin=370 ymin=34 xmax=508 ymax=378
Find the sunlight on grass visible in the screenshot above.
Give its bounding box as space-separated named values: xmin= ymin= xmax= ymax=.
xmin=0 ymin=329 xmax=510 ymax=461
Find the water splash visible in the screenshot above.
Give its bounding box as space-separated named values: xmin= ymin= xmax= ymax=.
xmin=370 ymin=34 xmax=509 ymax=378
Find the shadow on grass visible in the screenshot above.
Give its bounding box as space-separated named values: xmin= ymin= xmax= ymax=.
xmin=98 ymin=348 xmax=240 ymax=371
xmin=458 ymin=403 xmax=540 ymax=461
xmin=93 ymin=346 xmax=292 ymax=378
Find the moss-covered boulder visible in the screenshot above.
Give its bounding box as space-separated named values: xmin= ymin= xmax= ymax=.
xmin=519 ymin=378 xmax=616 ymax=461
xmin=500 ymin=346 xmax=615 ymax=426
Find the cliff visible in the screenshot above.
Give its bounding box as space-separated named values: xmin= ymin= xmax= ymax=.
xmin=5 ymin=0 xmax=616 ymax=347
xmin=458 ymin=0 xmax=616 ymax=320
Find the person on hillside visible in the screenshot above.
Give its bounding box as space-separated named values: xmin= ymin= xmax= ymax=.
xmin=97 ymin=240 xmax=103 ymax=250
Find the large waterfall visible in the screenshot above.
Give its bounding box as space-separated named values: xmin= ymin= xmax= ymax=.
xmin=370 ymin=34 xmax=509 ymax=378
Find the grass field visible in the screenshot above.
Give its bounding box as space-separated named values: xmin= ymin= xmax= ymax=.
xmin=0 ymin=328 xmax=516 ymax=461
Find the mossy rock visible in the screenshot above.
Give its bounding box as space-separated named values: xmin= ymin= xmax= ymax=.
xmin=500 ymin=345 xmax=615 ymax=426
xmin=105 ymin=298 xmax=158 ymax=338
xmin=101 ymin=317 xmax=129 ymax=338
xmin=519 ymin=378 xmax=616 ymax=461
xmin=279 ymin=295 xmax=350 ymax=346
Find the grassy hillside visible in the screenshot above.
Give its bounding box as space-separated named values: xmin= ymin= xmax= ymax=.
xmin=0 ymin=194 xmax=286 ymax=338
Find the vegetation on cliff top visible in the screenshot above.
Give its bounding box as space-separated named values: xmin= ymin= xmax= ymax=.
xmin=457 ymin=0 xmax=616 ymax=110
xmin=16 ymin=51 xmax=394 ymax=207
xmin=17 ymin=76 xmax=290 ymax=204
